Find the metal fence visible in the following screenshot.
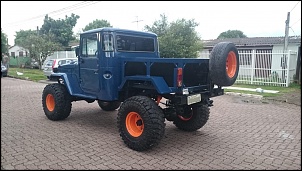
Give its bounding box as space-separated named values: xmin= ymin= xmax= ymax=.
xmin=46 ymin=51 xmax=76 ymax=60
xmin=199 ymin=50 xmax=298 ymax=87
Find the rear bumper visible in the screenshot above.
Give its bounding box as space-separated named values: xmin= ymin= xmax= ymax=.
xmin=43 ymin=68 xmax=58 ymax=77
xmin=171 ymin=87 xmax=224 ymax=106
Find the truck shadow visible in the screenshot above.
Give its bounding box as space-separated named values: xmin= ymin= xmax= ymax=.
xmin=64 ymin=107 xmax=119 ymax=133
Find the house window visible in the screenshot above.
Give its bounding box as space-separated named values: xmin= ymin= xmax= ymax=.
xmin=238 ymin=49 xmax=252 ymax=65
xmin=11 ymin=52 xmax=15 ymax=57
xmin=19 ymin=51 xmax=24 ymax=57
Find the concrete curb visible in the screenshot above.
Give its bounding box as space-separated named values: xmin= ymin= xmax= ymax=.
xmin=38 ymin=80 xmax=57 ymax=84
xmin=225 ymin=92 xmax=263 ymax=99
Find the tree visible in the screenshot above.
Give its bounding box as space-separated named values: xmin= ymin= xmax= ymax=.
xmin=144 ymin=14 xmax=169 ymax=37
xmin=39 ymin=13 xmax=80 ymax=47
xmin=14 ymin=29 xmax=37 ymax=46
xmin=217 ymin=30 xmax=247 ymax=39
xmin=17 ymin=33 xmax=62 ymax=69
xmin=83 ymin=19 xmax=112 ymax=32
xmin=144 ymin=14 xmax=202 ymax=58
xmin=1 ymin=29 xmax=8 ymax=61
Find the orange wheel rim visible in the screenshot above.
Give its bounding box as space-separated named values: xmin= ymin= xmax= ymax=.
xmin=178 ymin=115 xmax=192 ymax=121
xmin=126 ymin=112 xmax=144 ymax=137
xmin=46 ymin=94 xmax=55 ymax=112
xmin=226 ymin=51 xmax=237 ymax=78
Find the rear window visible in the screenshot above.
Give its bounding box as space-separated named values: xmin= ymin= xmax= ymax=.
xmin=116 ymin=35 xmax=155 ymax=52
xmin=45 ymin=60 xmax=54 ymax=67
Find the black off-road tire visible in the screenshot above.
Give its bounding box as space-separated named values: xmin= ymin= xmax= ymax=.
xmin=173 ymin=103 xmax=209 ymax=132
xmin=117 ymin=96 xmax=165 ymax=151
xmin=97 ymin=100 xmax=121 ymax=111
xmin=42 ymin=83 xmax=72 ymax=121
xmin=209 ymin=42 xmax=239 ymax=86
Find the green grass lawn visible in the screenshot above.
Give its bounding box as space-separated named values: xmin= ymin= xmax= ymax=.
xmin=7 ymin=67 xmax=46 ymax=82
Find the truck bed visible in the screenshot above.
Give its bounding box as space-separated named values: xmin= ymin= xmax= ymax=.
xmin=121 ymin=57 xmax=210 ymax=92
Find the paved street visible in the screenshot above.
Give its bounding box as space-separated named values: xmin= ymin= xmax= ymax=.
xmin=1 ymin=77 xmax=301 ymax=170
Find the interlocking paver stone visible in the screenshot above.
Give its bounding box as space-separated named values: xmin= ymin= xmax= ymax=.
xmin=1 ymin=77 xmax=301 ymax=169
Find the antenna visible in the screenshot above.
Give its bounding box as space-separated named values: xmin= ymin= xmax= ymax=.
xmin=132 ymin=16 xmax=143 ymax=30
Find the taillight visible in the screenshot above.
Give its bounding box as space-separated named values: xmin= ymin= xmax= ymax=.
xmin=52 ymin=60 xmax=56 ymax=70
xmin=177 ymin=68 xmax=183 ymax=87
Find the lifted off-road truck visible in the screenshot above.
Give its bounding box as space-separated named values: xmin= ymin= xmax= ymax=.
xmin=42 ymin=27 xmax=239 ymax=151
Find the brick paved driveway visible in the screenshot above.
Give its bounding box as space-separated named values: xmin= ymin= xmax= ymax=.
xmin=1 ymin=77 xmax=301 ymax=170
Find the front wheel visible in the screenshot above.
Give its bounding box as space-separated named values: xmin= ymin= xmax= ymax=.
xmin=173 ymin=103 xmax=209 ymax=131
xmin=117 ymin=96 xmax=165 ymax=151
xmin=42 ymin=83 xmax=72 ymax=121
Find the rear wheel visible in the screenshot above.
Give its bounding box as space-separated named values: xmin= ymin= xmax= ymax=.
xmin=173 ymin=103 xmax=209 ymax=132
xmin=209 ymin=42 xmax=239 ymax=86
xmin=42 ymin=83 xmax=72 ymax=121
xmin=117 ymin=96 xmax=165 ymax=151
xmin=97 ymin=100 xmax=121 ymax=111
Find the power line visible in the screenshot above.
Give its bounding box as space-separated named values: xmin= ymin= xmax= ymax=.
xmin=289 ymin=27 xmax=296 ymax=36
xmin=49 ymin=1 xmax=100 ymax=18
xmin=3 ymin=1 xmax=97 ymax=28
xmin=3 ymin=1 xmax=88 ymax=26
xmin=290 ymin=1 xmax=300 ymax=12
xmin=290 ymin=18 xmax=301 ymax=27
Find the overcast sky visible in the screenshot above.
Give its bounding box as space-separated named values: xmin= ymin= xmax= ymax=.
xmin=1 ymin=1 xmax=301 ymax=46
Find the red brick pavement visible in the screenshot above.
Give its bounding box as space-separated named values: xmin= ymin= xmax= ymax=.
xmin=1 ymin=77 xmax=301 ymax=170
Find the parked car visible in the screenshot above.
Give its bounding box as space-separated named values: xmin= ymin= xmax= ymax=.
xmin=1 ymin=62 xmax=8 ymax=77
xmin=31 ymin=61 xmax=39 ymax=69
xmin=43 ymin=58 xmax=77 ymax=80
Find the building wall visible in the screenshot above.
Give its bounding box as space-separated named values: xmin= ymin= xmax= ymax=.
xmin=8 ymin=45 xmax=29 ymax=57
xmin=271 ymin=44 xmax=300 ymax=78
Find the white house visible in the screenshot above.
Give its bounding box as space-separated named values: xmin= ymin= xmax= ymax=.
xmin=8 ymin=45 xmax=29 ymax=57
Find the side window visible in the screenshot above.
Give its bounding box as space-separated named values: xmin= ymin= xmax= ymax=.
xmin=102 ymin=34 xmax=114 ymax=51
xmin=81 ymin=33 xmax=98 ymax=57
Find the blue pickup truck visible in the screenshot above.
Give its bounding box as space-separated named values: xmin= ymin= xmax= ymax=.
xmin=42 ymin=27 xmax=239 ymax=151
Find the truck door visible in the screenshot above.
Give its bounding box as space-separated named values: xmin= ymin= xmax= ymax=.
xmin=79 ymin=32 xmax=100 ymax=93
xmin=98 ymin=33 xmax=118 ymax=101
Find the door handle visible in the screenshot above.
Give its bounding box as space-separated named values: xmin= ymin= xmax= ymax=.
xmin=103 ymin=73 xmax=112 ymax=79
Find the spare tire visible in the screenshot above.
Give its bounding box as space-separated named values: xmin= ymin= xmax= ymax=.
xmin=209 ymin=42 xmax=239 ymax=86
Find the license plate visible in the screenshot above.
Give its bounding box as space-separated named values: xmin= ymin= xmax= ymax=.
xmin=187 ymin=94 xmax=201 ymax=105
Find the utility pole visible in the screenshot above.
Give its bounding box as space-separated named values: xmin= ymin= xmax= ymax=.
xmin=6 ymin=38 xmax=9 ymax=69
xmin=282 ymin=12 xmax=290 ymax=83
xmin=132 ymin=16 xmax=143 ymax=30
xmin=283 ymin=12 xmax=290 ymax=53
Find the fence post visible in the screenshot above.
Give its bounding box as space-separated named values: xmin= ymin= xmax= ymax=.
xmin=251 ymin=49 xmax=255 ymax=84
xmin=286 ymin=50 xmax=291 ymax=87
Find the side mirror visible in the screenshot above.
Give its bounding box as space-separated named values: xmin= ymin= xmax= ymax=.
xmin=75 ymin=47 xmax=79 ymax=58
